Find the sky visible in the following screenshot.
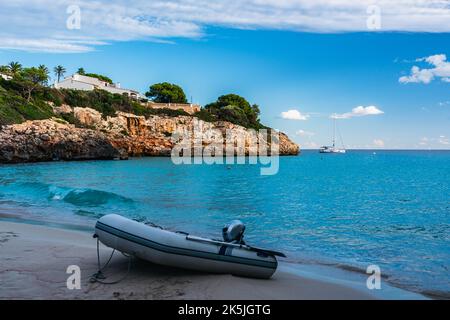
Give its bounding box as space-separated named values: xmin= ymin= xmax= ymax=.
xmin=0 ymin=0 xmax=449 ymax=149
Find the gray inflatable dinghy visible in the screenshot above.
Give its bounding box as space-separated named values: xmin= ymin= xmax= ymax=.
xmin=94 ymin=214 xmax=285 ymax=279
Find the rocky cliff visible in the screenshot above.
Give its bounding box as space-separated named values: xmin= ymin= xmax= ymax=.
xmin=0 ymin=119 xmax=120 ymax=163
xmin=0 ymin=107 xmax=299 ymax=163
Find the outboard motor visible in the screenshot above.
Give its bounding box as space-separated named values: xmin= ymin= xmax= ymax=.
xmin=222 ymin=220 xmax=246 ymax=244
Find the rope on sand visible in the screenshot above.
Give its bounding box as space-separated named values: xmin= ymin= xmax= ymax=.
xmin=89 ymin=235 xmax=133 ymax=285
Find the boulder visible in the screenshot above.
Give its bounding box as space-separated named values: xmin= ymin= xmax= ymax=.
xmin=0 ymin=119 xmax=120 ymax=163
xmin=52 ymin=104 xmax=73 ymax=115
xmin=73 ymin=107 xmax=102 ymax=127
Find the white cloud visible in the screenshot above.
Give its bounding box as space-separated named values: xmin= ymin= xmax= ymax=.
xmin=295 ymin=129 xmax=316 ymax=149
xmin=0 ymin=38 xmax=103 ymax=53
xmin=439 ymin=101 xmax=450 ymax=106
xmin=332 ymin=106 xmax=384 ymax=119
xmin=0 ymin=1 xmax=202 ymax=53
xmin=1 ymin=1 xmax=450 ymax=52
xmin=295 ymin=129 xmax=315 ymax=136
xmin=418 ymin=136 xmax=450 ymax=147
xmin=373 ymin=139 xmax=385 ymax=147
xmin=439 ymin=135 xmax=449 ymax=145
xmin=399 ymin=54 xmax=450 ymax=84
xmin=281 ymin=109 xmax=309 ymax=120
xmin=301 ymin=141 xmax=318 ymax=149
xmin=419 ymin=137 xmax=429 ymax=146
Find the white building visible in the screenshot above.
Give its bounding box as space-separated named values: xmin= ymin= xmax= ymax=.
xmin=0 ymin=73 xmax=12 ymax=81
xmin=54 ymin=74 xmax=143 ymax=99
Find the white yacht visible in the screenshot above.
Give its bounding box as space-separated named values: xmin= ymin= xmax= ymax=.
xmin=319 ymin=145 xmax=346 ymax=154
xmin=319 ymin=117 xmax=346 ymax=154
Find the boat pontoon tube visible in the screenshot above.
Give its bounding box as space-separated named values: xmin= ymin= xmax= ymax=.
xmin=94 ymin=214 xmax=279 ymax=279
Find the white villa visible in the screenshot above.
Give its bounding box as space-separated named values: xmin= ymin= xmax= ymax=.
xmin=0 ymin=73 xmax=12 ymax=81
xmin=54 ymin=73 xmax=201 ymax=114
xmin=54 ymin=73 xmax=143 ymax=99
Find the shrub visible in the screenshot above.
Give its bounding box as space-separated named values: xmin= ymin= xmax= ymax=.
xmin=204 ymin=94 xmax=264 ymax=129
xmin=0 ymin=89 xmax=54 ymax=125
xmin=84 ymin=73 xmax=113 ymax=84
xmin=145 ymin=82 xmax=187 ymax=103
xmin=193 ymin=109 xmax=215 ymax=122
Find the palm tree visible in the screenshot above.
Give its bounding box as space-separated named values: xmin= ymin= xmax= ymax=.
xmin=38 ymin=64 xmax=49 ymax=75
xmin=38 ymin=65 xmax=50 ymax=85
xmin=8 ymin=61 xmax=22 ymax=76
xmin=39 ymin=65 xmax=49 ymax=79
xmin=77 ymin=67 xmax=85 ymax=75
xmin=0 ymin=65 xmax=9 ymax=74
xmin=53 ymin=65 xmax=66 ymax=83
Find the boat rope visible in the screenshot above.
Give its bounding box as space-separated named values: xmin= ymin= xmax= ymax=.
xmin=89 ymin=236 xmax=133 ymax=285
xmin=144 ymin=221 xmax=164 ymax=229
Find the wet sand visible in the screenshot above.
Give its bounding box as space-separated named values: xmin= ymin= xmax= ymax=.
xmin=0 ymin=220 xmax=408 ymax=300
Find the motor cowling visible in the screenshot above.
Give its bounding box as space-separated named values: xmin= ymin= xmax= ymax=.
xmin=222 ymin=220 xmax=246 ymax=244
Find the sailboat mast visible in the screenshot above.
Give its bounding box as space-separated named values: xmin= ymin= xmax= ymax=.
xmin=333 ymin=117 xmax=336 ymax=147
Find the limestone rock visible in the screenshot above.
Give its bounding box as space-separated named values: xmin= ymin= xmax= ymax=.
xmin=69 ymin=107 xmax=300 ymax=157
xmin=0 ymin=107 xmax=299 ymax=163
xmin=0 ymin=119 xmax=120 ymax=163
xmin=91 ymin=110 xmax=300 ymax=157
xmin=52 ymin=104 xmax=73 ymax=115
xmin=73 ymin=107 xmax=102 ymax=127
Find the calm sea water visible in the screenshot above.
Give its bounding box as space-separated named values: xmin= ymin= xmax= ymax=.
xmin=1 ymin=150 xmax=449 ymax=296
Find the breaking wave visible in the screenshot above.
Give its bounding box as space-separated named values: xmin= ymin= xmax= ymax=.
xmin=9 ymin=182 xmax=134 ymax=208
xmin=62 ymin=189 xmax=134 ymax=207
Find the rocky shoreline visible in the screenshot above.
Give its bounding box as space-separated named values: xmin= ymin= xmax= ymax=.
xmin=0 ymin=107 xmax=299 ymax=164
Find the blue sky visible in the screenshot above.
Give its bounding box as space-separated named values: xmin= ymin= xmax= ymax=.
xmin=1 ymin=1 xmax=450 ymax=149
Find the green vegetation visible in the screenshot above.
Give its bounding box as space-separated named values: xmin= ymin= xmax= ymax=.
xmin=54 ymin=65 xmax=66 ymax=82
xmin=202 ymin=94 xmax=264 ymax=129
xmin=72 ymin=67 xmax=112 ymax=83
xmin=145 ymin=82 xmax=187 ymax=103
xmin=193 ymin=109 xmax=215 ymax=123
xmin=50 ymin=88 xmax=127 ymax=117
xmin=0 ymin=76 xmax=189 ymax=126
xmin=19 ymin=67 xmax=50 ymax=101
xmin=0 ymin=62 xmax=268 ymax=130
xmin=84 ymin=73 xmax=113 ymax=84
xmin=8 ymin=61 xmax=22 ymax=77
xmin=38 ymin=65 xmax=50 ymax=76
xmin=46 ymin=89 xmax=187 ymax=118
xmin=0 ymin=82 xmax=53 ymax=126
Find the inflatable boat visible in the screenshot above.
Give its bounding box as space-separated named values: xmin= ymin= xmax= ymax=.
xmin=94 ymin=214 xmax=285 ymax=279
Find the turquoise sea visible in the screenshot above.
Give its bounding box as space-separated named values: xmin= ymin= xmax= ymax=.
xmin=0 ymin=150 xmax=449 ymax=297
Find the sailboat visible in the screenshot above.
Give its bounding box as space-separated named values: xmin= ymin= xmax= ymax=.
xmin=319 ymin=117 xmax=346 ymax=154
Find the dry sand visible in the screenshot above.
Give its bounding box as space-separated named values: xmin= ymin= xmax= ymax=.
xmin=0 ymin=220 xmax=410 ymax=300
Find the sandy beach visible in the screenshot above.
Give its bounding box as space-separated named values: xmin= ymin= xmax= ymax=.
xmin=0 ymin=220 xmax=392 ymax=300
